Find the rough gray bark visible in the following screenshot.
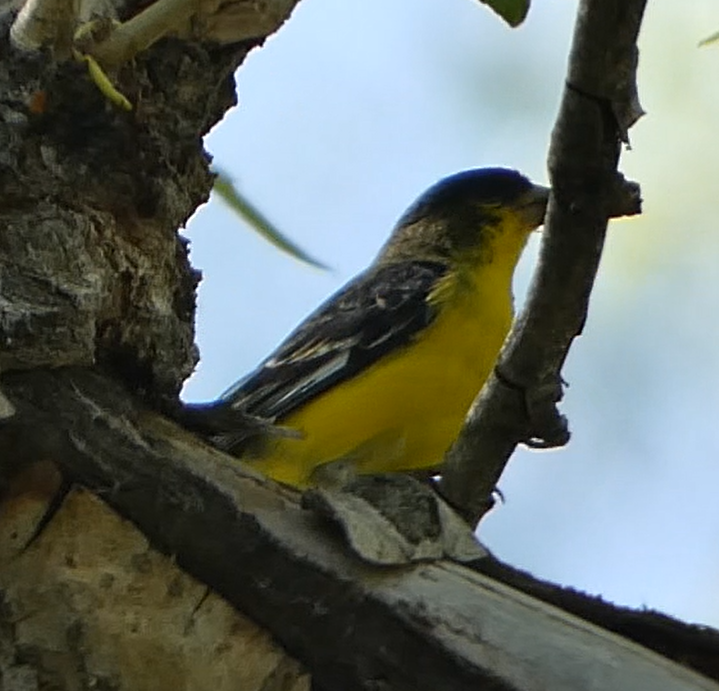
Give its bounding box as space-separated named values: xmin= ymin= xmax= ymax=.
xmin=0 ymin=26 xmax=233 ymax=400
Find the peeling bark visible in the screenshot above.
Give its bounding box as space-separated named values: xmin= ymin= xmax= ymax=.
xmin=0 ymin=484 xmax=309 ymax=691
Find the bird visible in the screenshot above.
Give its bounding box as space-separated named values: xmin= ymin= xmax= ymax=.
xmin=189 ymin=168 xmax=549 ymax=487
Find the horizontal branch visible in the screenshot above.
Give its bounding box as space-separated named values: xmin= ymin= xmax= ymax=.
xmin=2 ymin=368 xmax=718 ymax=691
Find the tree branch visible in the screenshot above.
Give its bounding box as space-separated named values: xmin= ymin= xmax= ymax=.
xmin=439 ymin=0 xmax=647 ymax=524
xmin=85 ymin=0 xmax=300 ymax=69
xmin=2 ymin=367 xmax=718 ymax=691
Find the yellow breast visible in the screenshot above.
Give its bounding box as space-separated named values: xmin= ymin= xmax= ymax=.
xmin=245 ymin=261 xmax=515 ymax=487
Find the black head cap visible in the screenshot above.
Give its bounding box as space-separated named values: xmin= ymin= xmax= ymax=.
xmin=397 ymin=168 xmax=533 ymax=227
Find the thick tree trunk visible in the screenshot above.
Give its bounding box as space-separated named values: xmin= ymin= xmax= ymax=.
xmin=0 ymin=15 xmax=242 ymax=399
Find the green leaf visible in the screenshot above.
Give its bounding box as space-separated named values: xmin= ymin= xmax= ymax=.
xmin=212 ymin=169 xmax=329 ymax=271
xmin=698 ymin=30 xmax=719 ymax=47
xmin=478 ymin=0 xmax=530 ymax=27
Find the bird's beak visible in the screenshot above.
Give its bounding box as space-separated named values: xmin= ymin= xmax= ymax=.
xmin=519 ymin=183 xmax=550 ymax=228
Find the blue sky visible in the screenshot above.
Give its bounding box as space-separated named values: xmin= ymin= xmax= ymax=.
xmin=184 ymin=0 xmax=719 ymax=627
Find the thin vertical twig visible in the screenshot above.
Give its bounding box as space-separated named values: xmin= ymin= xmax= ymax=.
xmin=439 ymin=0 xmax=647 ymax=525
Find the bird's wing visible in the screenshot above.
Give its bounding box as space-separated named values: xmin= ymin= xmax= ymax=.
xmin=222 ymin=260 xmax=449 ymax=420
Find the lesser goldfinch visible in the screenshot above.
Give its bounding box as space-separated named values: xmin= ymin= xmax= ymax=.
xmin=198 ymin=168 xmax=548 ymax=487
